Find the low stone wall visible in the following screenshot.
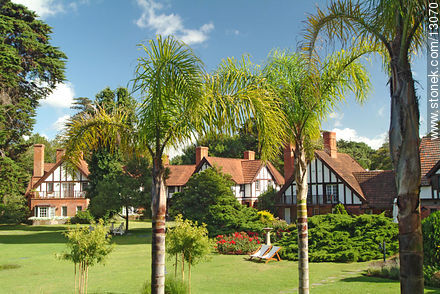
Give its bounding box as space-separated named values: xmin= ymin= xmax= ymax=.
xmin=32 ymin=218 xmax=69 ymax=225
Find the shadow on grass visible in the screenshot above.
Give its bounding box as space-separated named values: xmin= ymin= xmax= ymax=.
xmin=341 ymin=276 xmax=399 ymax=284
xmin=0 ymin=225 xmax=152 ymax=245
xmin=0 ymin=224 xmax=67 ymax=232
xmin=341 ymin=276 xmax=440 ymax=292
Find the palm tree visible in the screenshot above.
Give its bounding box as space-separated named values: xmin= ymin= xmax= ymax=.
xmin=63 ymin=36 xmax=286 ymax=294
xmin=302 ymin=1 xmax=438 ymax=292
xmin=263 ymin=46 xmax=372 ymax=293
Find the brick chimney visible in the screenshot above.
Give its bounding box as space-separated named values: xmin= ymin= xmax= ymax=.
xmin=243 ymin=150 xmax=255 ymax=160
xmin=323 ymin=131 xmax=337 ymax=158
xmin=283 ymin=142 xmax=295 ymax=180
xmin=56 ymin=149 xmax=65 ymax=163
xmin=33 ymin=144 xmax=45 ymax=177
xmin=196 ymin=146 xmax=208 ymax=165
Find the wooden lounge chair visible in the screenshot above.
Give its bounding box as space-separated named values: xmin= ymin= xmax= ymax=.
xmin=249 ymin=244 xmax=271 ymax=260
xmin=259 ymin=246 xmax=282 ymax=263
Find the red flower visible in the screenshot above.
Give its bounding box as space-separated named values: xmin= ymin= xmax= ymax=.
xmin=257 ymin=240 xmax=260 ymax=244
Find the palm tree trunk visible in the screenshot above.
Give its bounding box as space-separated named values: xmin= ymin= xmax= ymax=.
xmin=389 ymin=48 xmax=423 ymax=293
xmin=295 ymin=140 xmax=309 ymax=294
xmin=151 ymin=160 xmax=167 ymax=294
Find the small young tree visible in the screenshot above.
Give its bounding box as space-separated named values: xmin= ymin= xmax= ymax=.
xmin=166 ymin=215 xmax=211 ymax=294
xmin=59 ymin=220 xmax=113 ymax=294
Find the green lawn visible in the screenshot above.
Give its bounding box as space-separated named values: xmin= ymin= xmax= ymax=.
xmin=0 ymin=221 xmax=438 ymax=294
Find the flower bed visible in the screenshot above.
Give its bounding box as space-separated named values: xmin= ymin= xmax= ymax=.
xmin=215 ymin=232 xmax=261 ymax=255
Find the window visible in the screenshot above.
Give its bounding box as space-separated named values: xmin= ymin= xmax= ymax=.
xmin=47 ymin=182 xmax=54 ymax=193
xmin=255 ymin=180 xmax=260 ymax=191
xmin=325 ymin=184 xmax=338 ymax=204
xmin=38 ymin=207 xmax=48 ymax=217
xmin=76 ymin=206 xmax=82 ymax=213
xmin=240 ymin=185 xmax=245 ymax=198
xmin=62 ymin=206 xmax=67 ymax=217
xmin=168 ymin=186 xmax=175 ymax=198
xmin=81 ymin=182 xmax=88 ymax=191
xmin=62 ymin=183 xmax=75 ymax=197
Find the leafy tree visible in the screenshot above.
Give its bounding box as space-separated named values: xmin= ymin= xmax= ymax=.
xmin=170 ymin=168 xmax=262 ymax=236
xmin=63 ymin=36 xmax=285 ymax=294
xmin=0 ymin=156 xmax=29 ymax=223
xmin=370 ymin=142 xmax=393 ymax=170
xmin=59 ymin=220 xmax=113 ymax=294
xmin=0 ymin=0 xmax=66 ymax=160
xmin=256 ymin=186 xmax=278 ymax=216
xmin=166 ymin=215 xmax=211 ymax=294
xmin=337 ymin=140 xmax=375 ymax=169
xmin=303 ymin=1 xmax=434 ymax=290
xmin=422 ymin=211 xmax=440 ymax=268
xmin=263 ymin=47 xmax=371 ymax=293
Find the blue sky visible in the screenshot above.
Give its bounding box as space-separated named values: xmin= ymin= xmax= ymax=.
xmin=13 ymin=0 xmax=428 ymax=151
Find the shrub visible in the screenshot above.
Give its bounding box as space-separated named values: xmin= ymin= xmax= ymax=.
xmin=366 ymin=257 xmax=400 ymax=280
xmin=332 ymin=203 xmax=348 ymax=214
xmin=422 ymin=211 xmax=440 ymax=267
xmin=0 ymin=194 xmax=28 ymax=224
xmin=276 ymin=213 xmax=398 ymax=262
xmin=215 ymin=232 xmax=261 ymax=255
xmin=141 ymin=277 xmax=188 ymax=294
xmin=257 ymin=210 xmax=274 ymax=224
xmin=69 ymin=210 xmax=94 ymax=224
xmin=256 ymin=186 xmax=278 ymax=216
xmin=170 ymin=168 xmax=264 ymax=236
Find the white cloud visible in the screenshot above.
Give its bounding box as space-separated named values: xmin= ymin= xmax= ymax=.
xmin=332 ymin=127 xmax=387 ymax=149
xmin=135 ymin=0 xmax=214 ymax=45
xmin=12 ymin=0 xmax=64 ymax=17
xmin=328 ymin=111 xmax=344 ymax=127
xmin=12 ymin=0 xmax=88 ymax=18
xmin=40 ymin=82 xmax=75 ymax=108
xmin=52 ymin=114 xmax=70 ymax=131
xmin=377 ymin=105 xmax=386 ymax=117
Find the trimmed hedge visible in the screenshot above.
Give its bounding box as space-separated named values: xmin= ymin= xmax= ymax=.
xmin=276 ymin=213 xmax=398 ymax=262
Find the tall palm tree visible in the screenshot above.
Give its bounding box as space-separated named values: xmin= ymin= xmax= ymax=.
xmin=263 ymin=46 xmax=372 ymax=293
xmin=63 ymin=36 xmax=286 ymax=294
xmin=302 ymin=1 xmax=438 ymax=292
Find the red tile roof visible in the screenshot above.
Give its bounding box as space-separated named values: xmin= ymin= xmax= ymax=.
xmin=420 ymin=137 xmax=440 ymax=185
xmin=202 ymin=157 xmax=284 ymax=185
xmin=353 ymin=170 xmax=396 ymax=209
xmin=165 ymin=156 xmax=284 ymax=187
xmin=315 ymin=150 xmax=366 ymax=200
xmin=165 ymin=165 xmax=196 ymax=186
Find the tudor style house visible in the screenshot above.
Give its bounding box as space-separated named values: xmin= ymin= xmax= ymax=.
xmin=277 ymin=131 xmax=440 ymax=223
xmin=277 ymin=132 xmax=366 ymax=223
xmin=165 ymin=147 xmax=284 ymax=207
xmin=25 ymin=144 xmax=90 ymax=224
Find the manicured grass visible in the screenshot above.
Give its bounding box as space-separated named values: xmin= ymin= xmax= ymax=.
xmin=0 ymin=222 xmax=439 ymax=294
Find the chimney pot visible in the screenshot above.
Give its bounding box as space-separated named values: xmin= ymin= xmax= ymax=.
xmin=243 ymin=150 xmax=255 ymax=160
xmin=33 ymin=144 xmax=45 ymax=177
xmin=56 ymin=149 xmax=65 ymax=163
xmin=196 ymin=146 xmax=208 ymax=165
xmin=323 ymin=131 xmax=337 ymax=158
xmin=283 ymin=143 xmax=295 ymax=180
